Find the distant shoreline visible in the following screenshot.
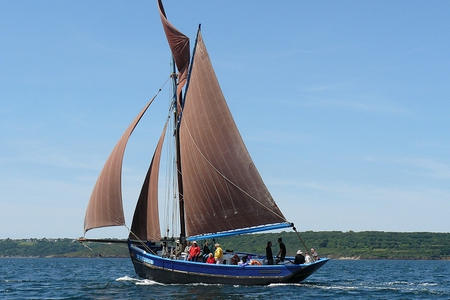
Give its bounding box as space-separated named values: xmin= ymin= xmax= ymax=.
xmin=1 ymin=231 xmax=449 ymax=260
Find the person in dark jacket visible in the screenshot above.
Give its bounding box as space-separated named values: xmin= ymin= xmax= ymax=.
xmin=294 ymin=250 xmax=305 ymax=264
xmin=231 ymin=254 xmax=240 ymax=265
xmin=202 ymin=241 xmax=211 ymax=255
xmin=202 ymin=241 xmax=211 ymax=262
xmin=276 ymin=237 xmax=286 ymax=264
xmin=265 ymin=241 xmax=273 ymax=265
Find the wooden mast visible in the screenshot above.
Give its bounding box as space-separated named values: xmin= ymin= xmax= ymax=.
xmin=173 ymin=60 xmax=186 ymax=245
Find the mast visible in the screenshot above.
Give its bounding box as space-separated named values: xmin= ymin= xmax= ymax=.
xmin=172 ymin=60 xmax=186 ymax=244
xmin=157 ymin=0 xmax=189 ymax=245
xmin=176 ymin=25 xmax=201 ymax=244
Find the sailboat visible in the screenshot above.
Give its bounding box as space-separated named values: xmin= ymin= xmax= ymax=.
xmin=82 ymin=0 xmax=328 ymax=285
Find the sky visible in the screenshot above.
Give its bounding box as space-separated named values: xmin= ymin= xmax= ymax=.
xmin=1 ymin=1 xmax=449 ymax=238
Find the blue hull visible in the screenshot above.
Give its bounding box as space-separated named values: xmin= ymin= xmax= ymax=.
xmin=129 ymin=243 xmax=328 ymax=285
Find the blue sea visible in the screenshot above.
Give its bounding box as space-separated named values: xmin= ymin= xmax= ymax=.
xmin=1 ymin=258 xmax=449 ymax=299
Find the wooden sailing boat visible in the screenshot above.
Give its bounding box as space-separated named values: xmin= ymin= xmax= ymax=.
xmin=82 ymin=0 xmax=328 ymax=285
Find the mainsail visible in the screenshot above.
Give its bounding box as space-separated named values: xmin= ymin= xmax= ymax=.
xmin=129 ymin=121 xmax=168 ymax=241
xmin=179 ymin=31 xmax=287 ymax=238
xmin=84 ymin=99 xmax=154 ymax=233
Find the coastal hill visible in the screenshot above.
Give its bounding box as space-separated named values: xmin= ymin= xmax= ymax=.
xmin=1 ymin=231 xmax=448 ymax=260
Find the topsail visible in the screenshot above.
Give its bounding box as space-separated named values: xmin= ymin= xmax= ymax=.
xmin=157 ymin=0 xmax=190 ymax=110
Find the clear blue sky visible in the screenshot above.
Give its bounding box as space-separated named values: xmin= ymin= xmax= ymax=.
xmin=1 ymin=1 xmax=449 ymax=238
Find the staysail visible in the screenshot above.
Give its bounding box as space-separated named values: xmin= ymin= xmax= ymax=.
xmin=129 ymin=121 xmax=168 ymax=241
xmin=180 ymin=31 xmax=287 ymax=238
xmin=157 ymin=0 xmax=190 ymax=110
xmin=84 ymin=99 xmax=154 ymax=233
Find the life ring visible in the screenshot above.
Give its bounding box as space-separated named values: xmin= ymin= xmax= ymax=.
xmin=249 ymin=259 xmax=262 ymax=265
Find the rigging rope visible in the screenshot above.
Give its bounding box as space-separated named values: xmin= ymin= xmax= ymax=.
xmin=125 ymin=224 xmax=157 ymax=255
xmin=78 ymin=240 xmax=100 ymax=257
xmin=163 ymin=115 xmax=172 ymax=238
xmin=292 ymin=225 xmax=314 ymax=262
xmin=162 ymin=99 xmax=179 ymax=239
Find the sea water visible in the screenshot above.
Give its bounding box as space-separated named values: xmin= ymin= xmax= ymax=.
xmin=1 ymin=258 xmax=449 ymax=299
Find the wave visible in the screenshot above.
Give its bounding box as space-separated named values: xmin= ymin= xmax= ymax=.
xmin=115 ymin=276 xmax=138 ymax=282
xmin=115 ymin=276 xmax=165 ymax=286
xmin=419 ymin=282 xmax=438 ymax=286
xmin=268 ymin=283 xmax=303 ymax=287
xmin=269 ymin=283 xmax=358 ymax=291
xmin=135 ymin=279 xmax=165 ymax=286
xmin=387 ymin=281 xmax=438 ymax=287
xmin=186 ymin=283 xmax=224 ymax=287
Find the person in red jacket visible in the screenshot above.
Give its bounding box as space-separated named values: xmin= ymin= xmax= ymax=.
xmin=206 ymin=253 xmax=215 ymax=264
xmin=188 ymin=241 xmax=201 ymax=261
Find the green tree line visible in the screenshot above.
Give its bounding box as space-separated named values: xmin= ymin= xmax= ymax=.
xmin=1 ymin=232 xmax=448 ymax=259
xmin=0 ymin=238 xmax=128 ymax=258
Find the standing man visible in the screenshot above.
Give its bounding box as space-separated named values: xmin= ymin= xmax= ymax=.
xmin=276 ymin=237 xmax=286 ymax=264
xmin=266 ymin=241 xmax=274 ymax=265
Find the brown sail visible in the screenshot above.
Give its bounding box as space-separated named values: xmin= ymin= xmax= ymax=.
xmin=179 ymin=31 xmax=287 ymax=237
xmin=129 ymin=121 xmax=167 ymax=241
xmin=84 ymin=99 xmax=155 ymax=233
xmin=157 ymin=0 xmax=190 ymax=110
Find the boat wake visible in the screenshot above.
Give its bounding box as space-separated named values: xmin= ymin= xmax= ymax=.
xmin=268 ymin=283 xmax=304 ymax=287
xmin=115 ymin=276 xmax=233 ymax=287
xmin=115 ymin=276 xmax=137 ymax=282
xmin=135 ymin=279 xmax=165 ymax=286
xmin=387 ymin=281 xmax=438 ymax=287
xmin=276 ymin=280 xmax=443 ymax=295
xmin=115 ymin=276 xmax=164 ymax=286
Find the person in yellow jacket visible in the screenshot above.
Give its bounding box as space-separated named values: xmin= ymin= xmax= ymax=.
xmin=214 ymin=243 xmax=223 ymax=264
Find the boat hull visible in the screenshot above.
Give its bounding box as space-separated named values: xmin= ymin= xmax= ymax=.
xmin=129 ymin=243 xmax=328 ymax=285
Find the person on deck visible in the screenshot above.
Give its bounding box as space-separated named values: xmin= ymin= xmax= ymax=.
xmin=305 ymin=252 xmax=312 ymax=264
xmin=275 ymin=237 xmax=286 ymax=264
xmin=266 ymin=241 xmax=274 ymax=265
xmin=188 ymin=241 xmax=201 ymax=261
xmin=231 ymin=254 xmax=240 ymax=265
xmin=214 ymin=243 xmax=224 ymax=264
xmin=202 ymin=241 xmax=211 ymax=262
xmin=183 ymin=242 xmax=191 ymax=260
xmin=161 ymin=241 xmax=169 ymax=257
xmin=294 ymin=250 xmax=305 ymax=264
xmin=206 ymin=253 xmax=215 ymax=264
xmin=238 ymin=255 xmax=249 ymax=266
xmin=311 ymin=248 xmax=319 ymax=261
xmin=175 ymin=240 xmax=183 ymax=258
